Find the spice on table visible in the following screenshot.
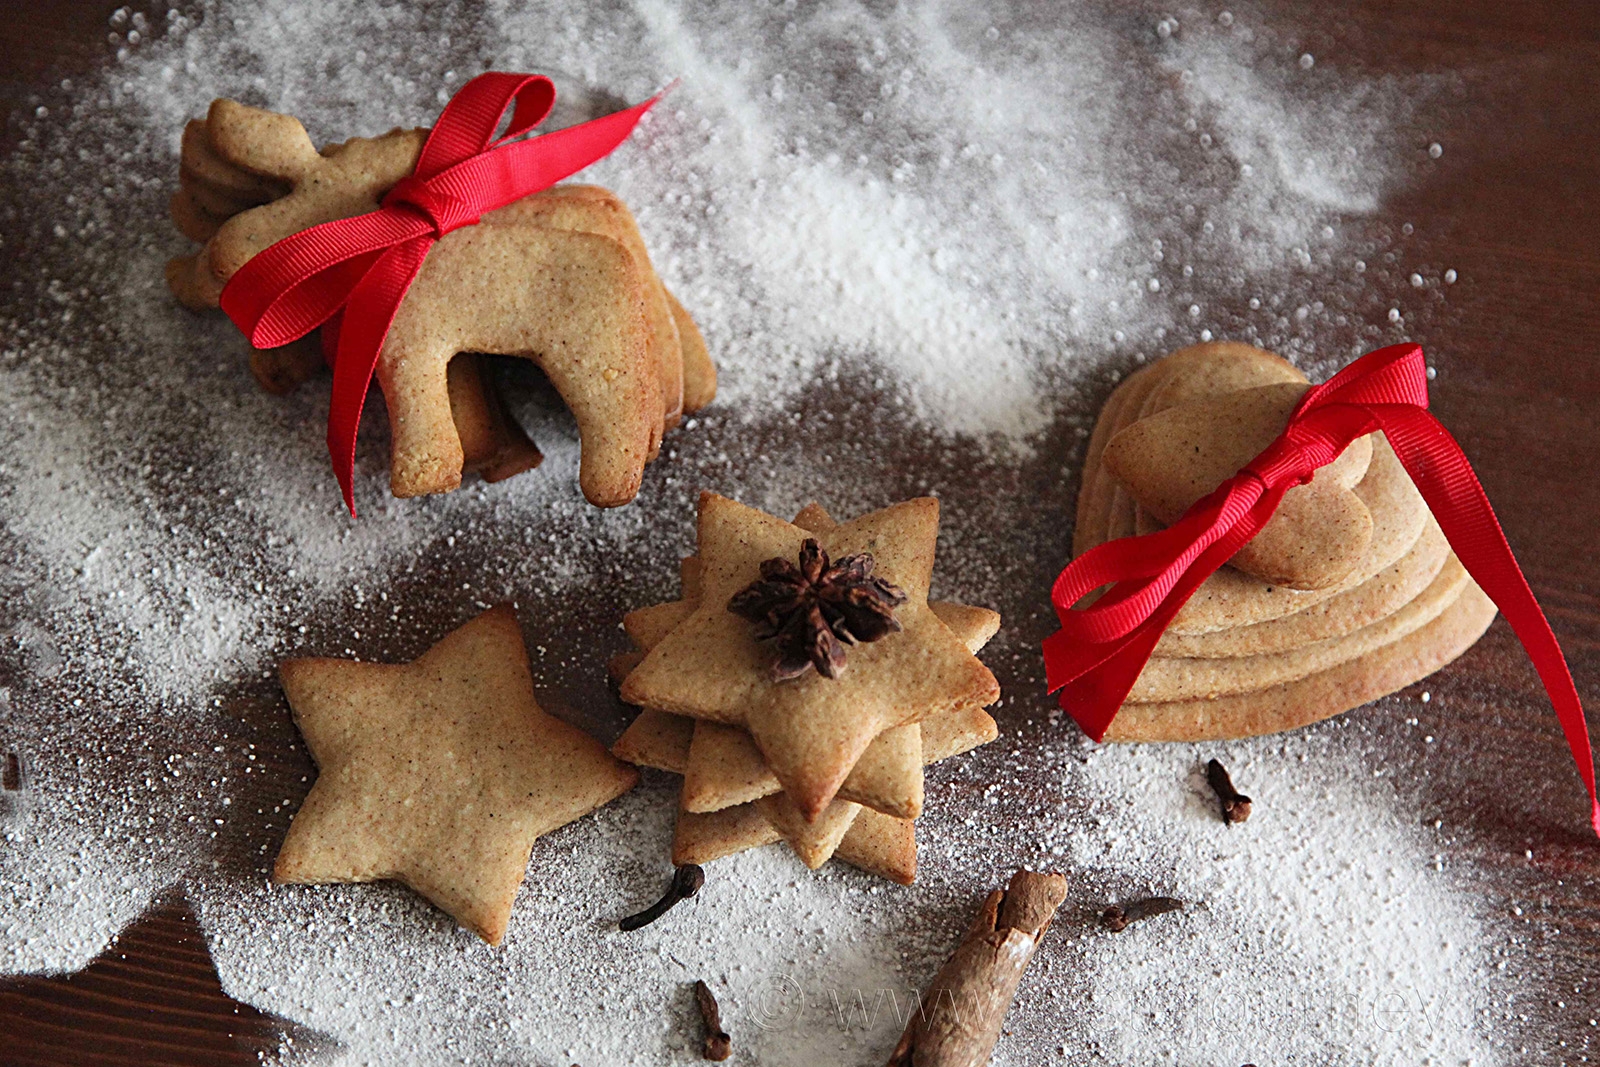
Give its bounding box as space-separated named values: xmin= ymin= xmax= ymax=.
xmin=618 ymin=864 xmax=705 ymax=931
xmin=1206 ymin=758 xmax=1253 ymax=824
xmin=1100 ymin=896 xmax=1184 ymax=932
xmin=727 ymin=538 xmax=907 ymax=681
xmin=693 ymin=980 xmax=731 ymax=1061
xmin=887 ymin=869 xmax=1067 ymax=1067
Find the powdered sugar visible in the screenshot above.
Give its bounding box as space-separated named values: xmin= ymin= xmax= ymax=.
xmin=0 ymin=0 xmax=1535 ymax=1063
xmin=1062 ymin=742 xmax=1492 ymax=1062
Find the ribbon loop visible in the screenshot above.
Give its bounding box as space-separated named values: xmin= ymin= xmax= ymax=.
xmin=1043 ymin=343 xmax=1600 ymax=835
xmin=219 ymin=72 xmax=667 ymax=515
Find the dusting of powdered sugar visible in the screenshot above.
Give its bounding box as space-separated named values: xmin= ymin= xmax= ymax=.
xmin=0 ymin=0 xmax=1534 ymax=1063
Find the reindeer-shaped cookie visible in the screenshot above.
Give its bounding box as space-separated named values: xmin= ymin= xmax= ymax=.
xmin=168 ymin=99 xmax=715 ymax=507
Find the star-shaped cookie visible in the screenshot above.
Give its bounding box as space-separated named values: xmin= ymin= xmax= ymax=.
xmin=623 ymin=596 xmax=999 ymax=818
xmin=620 ymin=504 xmax=957 ymax=820
xmin=614 ymin=592 xmax=1000 ymax=869
xmin=273 ymin=604 xmax=637 ymax=944
xmin=612 ymin=700 xmax=998 ymax=878
xmin=619 ymin=493 xmax=1000 ymax=818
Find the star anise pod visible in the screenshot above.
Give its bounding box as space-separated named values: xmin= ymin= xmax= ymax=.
xmin=727 ymin=538 xmax=908 ymax=681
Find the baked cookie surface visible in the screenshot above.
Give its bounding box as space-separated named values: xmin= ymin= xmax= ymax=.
xmin=274 ymin=604 xmax=637 ymax=944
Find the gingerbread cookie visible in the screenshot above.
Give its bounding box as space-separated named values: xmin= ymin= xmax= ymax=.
xmin=273 ymin=604 xmax=637 ymax=944
xmin=616 ymin=583 xmax=999 ymax=869
xmin=168 ymin=98 xmax=716 ymax=507
xmin=620 ymin=493 xmax=999 ymax=818
xmin=1128 ymin=555 xmax=1469 ymax=701
xmin=623 ymin=505 xmax=1000 ymax=821
xmin=673 ymin=606 xmax=999 ymax=818
xmin=612 ymin=499 xmax=1001 ymax=877
xmin=1074 ymin=342 xmax=1496 ymax=741
xmin=617 ymin=704 xmax=997 ymax=881
xmin=175 ymin=112 xmax=542 ymax=485
xmin=1105 ymin=583 xmax=1496 ymax=741
xmin=671 ymin=803 xmax=920 ymax=885
xmin=1156 ymin=517 xmax=1449 ymax=658
xmin=1105 ymin=383 xmax=1375 ymax=590
xmin=685 ymin=588 xmax=999 ymax=823
xmin=496 ymin=185 xmax=686 ymax=434
xmin=1082 ymin=344 xmax=1433 ymax=634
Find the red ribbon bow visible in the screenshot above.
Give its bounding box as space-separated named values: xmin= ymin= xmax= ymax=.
xmin=218 ymin=72 xmax=665 ymax=514
xmin=1043 ymin=343 xmax=1600 ymax=834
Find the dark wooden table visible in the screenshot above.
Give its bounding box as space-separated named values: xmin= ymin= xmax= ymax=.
xmin=3 ymin=1 xmax=1599 ymax=1064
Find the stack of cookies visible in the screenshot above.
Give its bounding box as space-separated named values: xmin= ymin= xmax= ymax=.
xmin=167 ymin=98 xmax=714 ymax=507
xmin=610 ymin=494 xmax=1002 ymax=884
xmin=1076 ymin=342 xmax=1498 ymax=741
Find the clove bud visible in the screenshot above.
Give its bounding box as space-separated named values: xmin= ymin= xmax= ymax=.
xmin=620 ymin=864 xmax=705 ymax=931
xmin=693 ymin=980 xmax=731 ymax=1061
xmin=1101 ymin=896 xmax=1183 ymax=932
xmin=1205 ymin=758 xmax=1252 ymax=824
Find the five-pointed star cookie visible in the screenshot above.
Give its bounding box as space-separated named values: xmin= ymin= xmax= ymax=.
xmin=619 ymin=493 xmax=999 ymax=818
xmin=273 ymin=604 xmax=638 ymax=945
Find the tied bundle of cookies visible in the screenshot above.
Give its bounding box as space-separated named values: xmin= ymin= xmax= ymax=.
xmin=166 ymin=94 xmax=714 ymax=507
xmin=609 ymin=493 xmax=1002 ymax=883
xmin=1074 ymin=341 xmax=1496 ymax=740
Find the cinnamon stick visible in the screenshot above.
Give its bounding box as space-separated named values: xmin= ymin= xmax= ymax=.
xmin=886 ymin=870 xmax=1068 ymax=1067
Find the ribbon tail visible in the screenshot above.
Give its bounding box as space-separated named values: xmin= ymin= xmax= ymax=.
xmin=326 ymin=238 xmax=434 ymax=516
xmin=1380 ymin=404 xmax=1600 ymax=835
xmin=1058 ymin=616 xmax=1172 ymax=740
xmin=1046 ymin=489 xmax=1286 ymax=738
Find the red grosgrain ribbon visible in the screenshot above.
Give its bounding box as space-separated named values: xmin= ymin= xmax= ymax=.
xmin=1043 ymin=343 xmax=1600 ymax=834
xmin=218 ymin=72 xmax=665 ymax=514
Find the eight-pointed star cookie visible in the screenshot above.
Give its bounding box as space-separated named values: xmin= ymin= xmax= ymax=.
xmin=619 ymin=493 xmax=999 ymax=818
xmin=273 ymin=604 xmax=637 ymax=945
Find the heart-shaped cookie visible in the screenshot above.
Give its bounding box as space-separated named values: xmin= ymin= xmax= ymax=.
xmin=1103 ymin=382 xmax=1375 ymax=590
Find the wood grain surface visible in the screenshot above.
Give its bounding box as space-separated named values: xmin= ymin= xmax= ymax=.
xmin=0 ymin=895 xmax=335 ymax=1067
xmin=3 ymin=1 xmax=1599 ymax=1064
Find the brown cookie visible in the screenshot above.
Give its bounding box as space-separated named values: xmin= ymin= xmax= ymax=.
xmin=1072 ymin=341 xmax=1496 ymax=742
xmin=444 ymin=354 xmax=545 ymax=484
xmin=633 ymin=509 xmax=1000 ymax=825
xmin=614 ymin=499 xmax=999 ymax=869
xmin=668 ymin=289 xmax=717 ymax=414
xmin=669 ymin=803 xmax=917 ymax=884
xmin=1081 ymin=352 xmax=1429 ymax=634
xmin=1129 ymin=554 xmax=1469 ymax=702
xmin=1156 ymin=516 xmax=1449 ymax=657
xmin=675 ymin=600 xmax=999 ymax=818
xmin=171 ymin=107 xmax=543 ymax=491
xmin=495 ymin=185 xmax=684 ymax=435
xmin=753 ymin=794 xmax=861 ymax=869
xmin=1104 ymin=580 xmax=1496 ymax=741
xmin=273 ymin=604 xmax=637 ymax=944
xmin=1155 ymin=434 xmax=1432 ymax=635
xmin=620 ymin=493 xmax=999 ymax=818
xmin=1105 ymin=382 xmax=1375 ymax=590
xmin=642 ymin=706 xmax=996 ymax=883
xmin=617 ymin=704 xmax=995 ymax=872
xmin=169 ymin=99 xmax=716 ymax=507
